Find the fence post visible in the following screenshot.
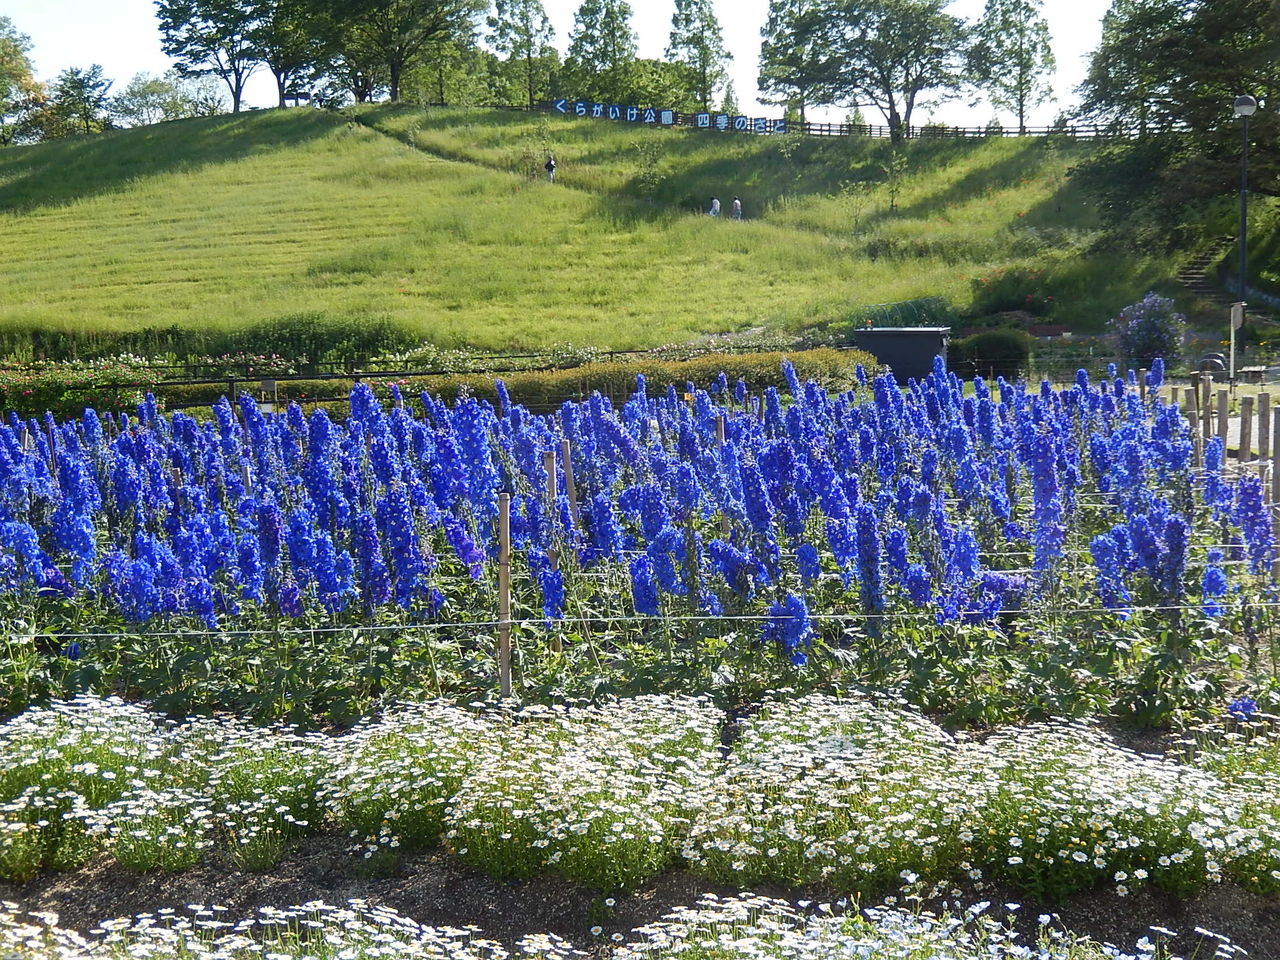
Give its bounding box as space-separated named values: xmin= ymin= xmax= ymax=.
xmin=1260 ymin=393 xmax=1272 ymax=462
xmin=1201 ymin=372 xmax=1212 ymax=443
xmin=1217 ymin=388 xmax=1230 ymax=445
xmin=1272 ymin=419 xmax=1280 ymax=507
xmin=560 ymin=438 xmax=580 ymax=526
xmin=1185 ymin=388 xmax=1202 ymax=468
xmin=46 ymin=421 xmax=56 ymax=479
xmin=1240 ymin=396 xmax=1254 ymax=463
xmin=543 ymin=449 xmax=559 ymax=566
xmin=716 ymin=414 xmax=730 ymax=539
xmin=498 ymin=492 xmax=512 ymax=698
xmin=1138 ymin=368 xmax=1147 ymax=402
xmin=241 ymin=462 xmax=253 ymax=495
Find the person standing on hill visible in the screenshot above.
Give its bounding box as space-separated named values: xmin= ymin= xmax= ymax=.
xmin=708 ymin=197 xmax=721 ymax=216
xmin=731 ymin=197 xmax=742 ymax=220
xmin=545 ymin=156 xmax=556 ymax=182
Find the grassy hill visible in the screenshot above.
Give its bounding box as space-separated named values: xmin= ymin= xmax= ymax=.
xmin=0 ymin=105 xmax=1184 ymax=358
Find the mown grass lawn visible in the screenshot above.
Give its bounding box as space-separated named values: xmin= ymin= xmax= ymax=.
xmin=0 ymin=105 xmax=1178 ymax=353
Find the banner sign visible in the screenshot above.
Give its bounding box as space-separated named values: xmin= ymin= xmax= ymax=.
xmin=554 ymin=98 xmax=787 ymax=135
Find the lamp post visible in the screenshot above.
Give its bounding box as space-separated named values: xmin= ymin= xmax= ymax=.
xmin=1235 ymin=95 xmax=1258 ymax=302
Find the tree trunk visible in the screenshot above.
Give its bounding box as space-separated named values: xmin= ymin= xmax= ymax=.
xmin=232 ymin=79 xmax=243 ymax=113
xmin=276 ymin=70 xmax=287 ymax=108
xmin=889 ymin=105 xmax=903 ymax=144
xmin=527 ymin=51 xmax=535 ymax=108
xmin=389 ymin=60 xmax=402 ymax=102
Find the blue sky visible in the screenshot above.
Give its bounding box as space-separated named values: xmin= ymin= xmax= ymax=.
xmin=5 ymin=0 xmax=1112 ymax=125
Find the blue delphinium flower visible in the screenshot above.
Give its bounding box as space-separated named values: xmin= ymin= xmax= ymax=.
xmin=763 ymin=592 xmax=812 ymax=666
xmin=903 ymin=563 xmax=932 ymax=605
xmin=1229 ymin=696 xmax=1259 ymax=720
xmin=1089 ymin=530 xmax=1131 ymax=616
xmin=1235 ymin=475 xmax=1274 ymax=575
xmin=854 ymin=503 xmax=884 ymax=613
xmin=1202 ymin=549 xmax=1228 ymax=619
xmin=444 ymin=517 xmax=486 ymax=580
xmin=796 ymin=542 xmax=821 ymax=586
xmin=629 ymin=555 xmax=660 ymax=616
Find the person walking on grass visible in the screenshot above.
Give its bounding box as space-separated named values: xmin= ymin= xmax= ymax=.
xmin=545 ymin=155 xmax=556 ymax=182
xmin=708 ymin=196 xmax=721 ymax=216
xmin=731 ymin=197 xmax=742 ymax=220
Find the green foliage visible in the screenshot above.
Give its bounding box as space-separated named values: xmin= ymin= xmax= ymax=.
xmin=950 ymin=329 xmax=1031 ymax=379
xmin=970 ymin=265 xmax=1055 ymax=316
xmin=563 ymin=0 xmax=637 ymax=103
xmin=487 ymin=0 xmax=557 ymax=108
xmin=156 ymin=0 xmax=260 ymax=112
xmin=46 ymin=66 xmax=113 ymax=138
xmin=666 ymin=0 xmax=730 ymax=112
xmin=968 ymin=0 xmax=1055 ymax=133
xmin=110 ymin=71 xmax=226 ymax=127
xmin=0 ymin=16 xmax=39 ymax=146
xmin=758 ymin=0 xmax=832 ymax=120
xmin=0 ymin=362 xmax=163 ymax=419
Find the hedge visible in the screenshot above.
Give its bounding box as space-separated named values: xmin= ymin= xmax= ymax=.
xmin=159 ymin=347 xmax=881 ymax=417
xmin=948 ymin=330 xmax=1032 ymax=381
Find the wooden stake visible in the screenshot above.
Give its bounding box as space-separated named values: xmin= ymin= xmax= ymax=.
xmin=1185 ymin=388 xmax=1202 ymax=468
xmin=1240 ymin=396 xmax=1254 ymax=463
xmin=1138 ymin=368 xmax=1147 ymax=402
xmin=1260 ymin=393 xmax=1272 ymax=461
xmin=715 ymin=414 xmax=730 ymax=539
xmin=498 ymin=492 xmax=512 ymax=699
xmin=241 ymin=462 xmax=253 ymax=495
xmin=1217 ymin=388 xmax=1230 ymax=445
xmin=1271 ymin=418 xmax=1280 ymax=506
xmin=543 ymin=449 xmax=559 ymax=571
xmin=46 ymin=422 xmax=56 ymax=478
xmin=172 ymin=467 xmax=184 ymax=512
xmin=1201 ymin=372 xmax=1212 ymax=442
xmin=560 ymin=438 xmax=579 ymax=526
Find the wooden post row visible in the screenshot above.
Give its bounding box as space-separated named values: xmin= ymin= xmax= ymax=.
xmin=498 ymin=492 xmax=512 ymax=698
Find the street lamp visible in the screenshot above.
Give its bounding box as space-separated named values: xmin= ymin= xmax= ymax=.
xmin=1231 ymin=95 xmax=1258 ymax=385
xmin=1235 ymin=95 xmax=1258 ymax=303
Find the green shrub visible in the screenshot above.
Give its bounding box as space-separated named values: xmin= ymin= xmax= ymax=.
xmin=970 ymin=267 xmax=1055 ymax=317
xmin=159 ymin=348 xmax=881 ymax=415
xmin=0 ymin=363 xmax=164 ymax=419
xmin=950 ymin=330 xmax=1031 ymax=380
xmin=0 ymin=313 xmax=417 ymax=365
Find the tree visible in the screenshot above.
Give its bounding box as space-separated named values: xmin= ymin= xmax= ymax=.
xmin=819 ymin=0 xmax=968 ymax=142
xmin=49 ymin=65 xmax=112 ymax=136
xmin=110 ymin=69 xmax=227 ymax=126
xmin=564 ymin=0 xmax=637 ymax=103
xmin=758 ymin=0 xmax=832 ymax=122
xmin=969 ymin=0 xmax=1055 ymax=134
xmin=1076 ymin=0 xmax=1186 ymax=133
xmin=719 ymin=80 xmax=738 ymax=114
xmin=0 ymin=17 xmax=41 ymax=145
xmin=254 ymin=0 xmax=333 ymax=107
xmin=156 ymin=0 xmax=260 ymax=112
xmin=488 ymin=0 xmax=556 ymax=108
xmin=322 ymin=0 xmax=484 ymax=102
xmin=666 ymin=0 xmax=730 ymax=112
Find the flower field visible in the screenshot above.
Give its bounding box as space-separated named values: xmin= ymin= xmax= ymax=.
xmin=3 ymin=693 xmax=1279 ymax=903
xmin=0 ymin=894 xmax=1233 ymax=960
xmin=0 ymin=356 xmax=1274 ymax=724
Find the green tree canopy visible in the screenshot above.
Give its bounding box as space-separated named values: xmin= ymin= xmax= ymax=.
xmin=758 ymin=0 xmax=833 ymax=123
xmin=110 ymin=69 xmax=226 ymax=126
xmin=322 ymin=0 xmax=483 ymax=101
xmin=0 ymin=17 xmax=41 ymax=145
xmin=254 ymin=0 xmax=334 ymax=107
xmin=564 ymin=0 xmax=637 ymax=103
xmin=666 ymin=0 xmax=730 ymax=112
xmin=819 ymin=0 xmax=969 ymax=141
xmin=49 ymin=64 xmax=113 ymax=136
xmin=156 ymin=0 xmax=260 ymax=112
xmin=969 ymin=0 xmax=1055 ymax=133
xmin=488 ymin=0 xmax=556 ymax=108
